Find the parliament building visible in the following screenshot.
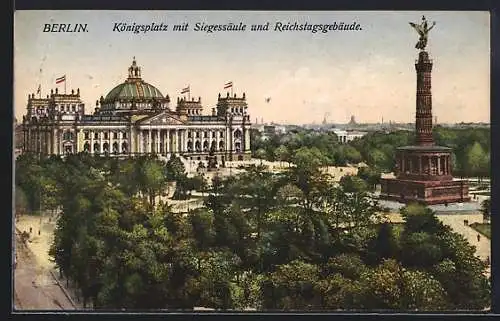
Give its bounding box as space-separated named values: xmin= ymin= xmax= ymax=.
xmin=21 ymin=59 xmax=252 ymax=162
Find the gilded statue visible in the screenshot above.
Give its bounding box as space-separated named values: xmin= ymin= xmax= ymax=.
xmin=409 ymin=15 xmax=436 ymax=50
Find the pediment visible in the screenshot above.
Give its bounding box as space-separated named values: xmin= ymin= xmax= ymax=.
xmin=136 ymin=112 xmax=185 ymax=126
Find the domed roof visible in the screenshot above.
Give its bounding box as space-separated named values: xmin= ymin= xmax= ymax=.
xmin=103 ymin=58 xmax=165 ymax=102
xmin=105 ymin=81 xmax=164 ymax=101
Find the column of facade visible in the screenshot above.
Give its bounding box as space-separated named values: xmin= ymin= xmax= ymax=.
xmin=148 ymin=129 xmax=152 ymax=154
xmin=75 ymin=129 xmax=79 ymax=153
xmin=437 ymin=156 xmax=441 ymax=175
xmin=446 ymin=156 xmax=450 ymax=175
xmin=138 ymin=130 xmax=142 ymax=154
xmin=245 ymin=127 xmax=251 ymax=152
xmin=156 ymin=130 xmax=160 ymax=154
xmin=418 ymin=156 xmax=422 ymax=174
xmin=90 ymin=131 xmax=94 ymax=154
xmin=184 ymin=129 xmax=188 ymax=153
xmin=177 ymin=130 xmax=181 ymax=153
xmin=59 ymin=130 xmax=63 ymax=155
xmin=178 ymin=129 xmax=183 ymax=153
xmin=98 ymin=132 xmax=103 ymax=154
xmin=51 ymin=129 xmax=55 ymax=155
xmin=109 ymin=130 xmax=114 ymax=154
xmin=118 ymin=132 xmax=122 ymax=153
xmin=427 ymin=156 xmax=431 ymax=175
xmin=165 ymin=129 xmax=169 ymax=154
xmin=225 ymin=127 xmax=230 ymax=154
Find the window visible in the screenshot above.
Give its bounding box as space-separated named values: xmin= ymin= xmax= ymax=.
xmin=204 ymin=132 xmax=208 ymax=138
xmin=123 ymin=132 xmax=127 ymax=139
xmin=72 ymin=105 xmax=76 ymax=112
xmin=113 ymin=132 xmax=118 ymax=139
xmin=94 ymin=132 xmax=99 ymax=139
xmin=220 ymin=132 xmax=224 ymax=138
xmin=104 ymin=132 xmax=109 ymax=140
xmin=188 ymin=132 xmax=192 ymax=138
xmin=84 ymin=131 xmax=90 ymax=140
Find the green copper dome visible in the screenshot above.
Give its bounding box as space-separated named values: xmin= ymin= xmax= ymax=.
xmin=104 ymin=58 xmax=165 ymax=102
xmin=104 ymin=81 xmax=164 ymax=101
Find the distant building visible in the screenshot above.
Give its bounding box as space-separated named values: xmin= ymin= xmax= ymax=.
xmin=263 ymin=124 xmax=286 ymax=136
xmin=331 ymin=129 xmax=367 ymax=143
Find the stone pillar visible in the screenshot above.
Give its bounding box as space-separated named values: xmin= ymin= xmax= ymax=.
xmin=118 ymin=132 xmax=122 ymax=153
xmin=148 ymin=129 xmax=152 ymax=154
xmin=156 ymin=130 xmax=160 ymax=154
xmin=166 ymin=130 xmax=170 ymax=154
xmin=418 ymin=156 xmax=422 ymax=174
xmin=178 ymin=130 xmax=182 ymax=153
xmin=138 ymin=130 xmax=143 ymax=154
xmin=437 ymin=156 xmax=441 ymax=175
xmin=245 ymin=126 xmax=251 ymax=152
xmin=427 ymin=156 xmax=431 ymax=175
xmin=409 ymin=157 xmax=413 ymax=173
xmin=99 ymin=132 xmax=103 ymax=154
xmin=75 ymin=130 xmax=79 ymax=153
xmin=59 ymin=130 xmax=63 ymax=155
xmin=184 ymin=130 xmax=188 ymax=152
xmin=109 ymin=130 xmax=114 ymax=154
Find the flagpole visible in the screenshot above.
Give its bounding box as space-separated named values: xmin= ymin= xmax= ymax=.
xmin=188 ymin=85 xmax=190 ymax=101
xmin=231 ymin=85 xmax=233 ymax=97
xmin=64 ymin=76 xmax=67 ymax=95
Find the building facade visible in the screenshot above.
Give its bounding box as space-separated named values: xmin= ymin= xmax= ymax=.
xmin=331 ymin=129 xmax=367 ymax=143
xmin=21 ymin=59 xmax=252 ymax=162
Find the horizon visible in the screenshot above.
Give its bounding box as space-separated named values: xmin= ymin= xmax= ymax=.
xmin=14 ymin=11 xmax=490 ymax=124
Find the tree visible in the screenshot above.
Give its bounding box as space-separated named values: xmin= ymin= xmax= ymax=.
xmin=466 ymin=142 xmax=487 ymax=181
xmin=356 ymin=166 xmax=381 ymax=191
xmin=480 ymin=199 xmax=491 ymax=222
xmin=166 ymin=155 xmax=186 ymax=181
xmin=365 ymin=222 xmax=399 ymax=265
xmin=255 ymin=148 xmax=267 ymax=164
xmin=275 ymin=145 xmax=290 ymax=167
xmin=339 ymin=175 xmax=368 ymax=193
xmin=265 ymin=260 xmax=321 ymax=309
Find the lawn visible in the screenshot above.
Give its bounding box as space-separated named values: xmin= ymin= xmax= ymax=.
xmin=470 ymin=223 xmax=491 ymax=239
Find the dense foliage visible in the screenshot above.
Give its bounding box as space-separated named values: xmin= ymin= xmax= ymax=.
xmin=15 ymin=152 xmax=490 ymax=311
xmin=252 ymin=126 xmax=490 ymax=177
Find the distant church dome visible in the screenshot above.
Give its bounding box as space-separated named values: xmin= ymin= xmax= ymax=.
xmin=103 ymin=57 xmax=164 ymax=102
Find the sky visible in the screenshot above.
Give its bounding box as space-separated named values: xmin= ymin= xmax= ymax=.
xmin=14 ymin=11 xmax=490 ymax=124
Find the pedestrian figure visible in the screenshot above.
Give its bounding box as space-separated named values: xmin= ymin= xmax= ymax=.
xmin=29 ymin=227 xmax=32 ymax=233
xmin=38 ymin=230 xmax=40 ymax=235
xmin=477 ymin=234 xmax=481 ymax=242
xmin=464 ymin=219 xmax=467 ymax=226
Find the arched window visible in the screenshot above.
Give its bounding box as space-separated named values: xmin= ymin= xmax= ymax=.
xmin=203 ymin=141 xmax=209 ymax=151
xmin=113 ymin=142 xmax=119 ymax=154
xmin=219 ymin=141 xmax=225 ymax=152
xmin=122 ymin=142 xmax=128 ymax=154
xmin=93 ymin=143 xmax=100 ymax=153
xmin=234 ymin=129 xmax=242 ymax=139
xmin=195 ymin=141 xmax=201 ymax=152
xmin=187 ymin=141 xmax=193 ymax=152
xmin=103 ymin=142 xmax=109 ymax=153
xmin=83 ymin=142 xmax=90 ymax=152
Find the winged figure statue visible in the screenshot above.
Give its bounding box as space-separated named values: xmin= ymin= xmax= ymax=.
xmin=409 ymin=15 xmax=436 ymax=50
